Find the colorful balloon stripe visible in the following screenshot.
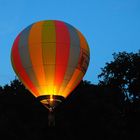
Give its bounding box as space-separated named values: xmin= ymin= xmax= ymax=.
xmin=11 ymin=34 xmax=40 ymax=96
xmin=42 ymin=21 xmax=56 ymax=94
xmin=18 ymin=24 xmax=40 ymax=92
xmin=54 ymin=21 xmax=70 ymax=95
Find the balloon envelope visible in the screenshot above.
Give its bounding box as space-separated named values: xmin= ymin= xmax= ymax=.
xmin=11 ymin=20 xmax=90 ymax=107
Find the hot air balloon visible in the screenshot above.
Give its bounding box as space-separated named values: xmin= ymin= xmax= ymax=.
xmin=11 ymin=20 xmax=90 ymax=126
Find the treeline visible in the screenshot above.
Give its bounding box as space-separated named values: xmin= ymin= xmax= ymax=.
xmin=0 ymin=51 xmax=140 ymax=140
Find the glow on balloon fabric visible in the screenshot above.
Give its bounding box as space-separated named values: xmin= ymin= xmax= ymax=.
xmin=11 ymin=20 xmax=90 ymax=98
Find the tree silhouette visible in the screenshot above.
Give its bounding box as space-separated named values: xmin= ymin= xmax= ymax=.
xmin=98 ymin=51 xmax=140 ymax=101
xmin=0 ymin=51 xmax=140 ymax=139
xmin=0 ymin=86 xmax=3 ymax=92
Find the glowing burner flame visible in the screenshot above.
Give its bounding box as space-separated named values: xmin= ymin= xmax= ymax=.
xmin=50 ymin=95 xmax=54 ymax=102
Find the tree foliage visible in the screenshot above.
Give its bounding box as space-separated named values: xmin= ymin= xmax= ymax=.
xmin=98 ymin=51 xmax=140 ymax=100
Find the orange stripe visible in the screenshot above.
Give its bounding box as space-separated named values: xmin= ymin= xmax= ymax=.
xmin=61 ymin=31 xmax=89 ymax=97
xmin=77 ymin=30 xmax=90 ymax=54
xmin=67 ymin=71 xmax=84 ymax=96
xmin=62 ymin=69 xmax=84 ymax=97
xmin=11 ymin=34 xmax=39 ymax=97
xmin=28 ymin=21 xmax=47 ymax=94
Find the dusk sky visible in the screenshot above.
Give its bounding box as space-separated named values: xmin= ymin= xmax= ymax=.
xmin=0 ymin=0 xmax=140 ymax=86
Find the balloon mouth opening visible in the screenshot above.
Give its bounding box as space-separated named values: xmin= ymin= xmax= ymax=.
xmin=37 ymin=95 xmax=65 ymax=111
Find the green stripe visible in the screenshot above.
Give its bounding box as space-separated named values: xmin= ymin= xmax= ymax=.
xmin=42 ymin=21 xmax=56 ymax=86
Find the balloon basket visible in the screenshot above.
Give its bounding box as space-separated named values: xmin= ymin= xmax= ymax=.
xmin=37 ymin=95 xmax=65 ymax=127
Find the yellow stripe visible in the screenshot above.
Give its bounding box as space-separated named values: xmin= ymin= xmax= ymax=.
xmin=42 ymin=21 xmax=56 ymax=95
xmin=62 ymin=69 xmax=84 ymax=97
xmin=28 ymin=21 xmax=46 ymax=95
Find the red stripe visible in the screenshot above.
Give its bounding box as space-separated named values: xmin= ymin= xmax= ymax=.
xmin=12 ymin=34 xmax=39 ymax=96
xmin=54 ymin=21 xmax=70 ymax=87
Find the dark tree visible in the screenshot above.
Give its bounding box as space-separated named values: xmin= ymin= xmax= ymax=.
xmin=0 ymin=86 xmax=3 ymax=91
xmin=98 ymin=51 xmax=140 ymax=100
xmin=0 ymin=58 xmax=140 ymax=140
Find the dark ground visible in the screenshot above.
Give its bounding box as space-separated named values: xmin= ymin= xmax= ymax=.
xmin=0 ymin=82 xmax=140 ymax=140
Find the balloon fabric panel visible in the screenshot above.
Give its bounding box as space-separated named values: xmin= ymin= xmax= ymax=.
xmin=18 ymin=25 xmax=40 ymax=93
xmin=42 ymin=21 xmax=56 ymax=95
xmin=11 ymin=34 xmax=39 ymax=96
xmin=57 ymin=23 xmax=81 ymax=97
xmin=54 ymin=21 xmax=70 ymax=96
xmin=28 ymin=21 xmax=47 ymax=94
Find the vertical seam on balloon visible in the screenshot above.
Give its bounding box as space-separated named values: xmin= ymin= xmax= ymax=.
xmin=62 ymin=26 xmax=89 ymax=97
xmin=12 ymin=34 xmax=29 ymax=92
xmin=12 ymin=34 xmax=40 ymax=96
xmin=61 ymin=28 xmax=81 ymax=96
xmin=28 ymin=21 xmax=47 ymax=95
xmin=40 ymin=21 xmax=47 ymax=94
xmin=41 ymin=21 xmax=46 ymax=94
xmin=18 ymin=24 xmax=40 ymax=96
xmin=59 ymin=23 xmax=81 ymax=96
xmin=42 ymin=21 xmax=56 ymax=96
xmin=76 ymin=30 xmax=89 ymax=53
xmin=54 ymin=21 xmax=71 ymax=96
xmin=64 ymin=29 xmax=90 ymax=96
xmin=41 ymin=22 xmax=46 ymax=95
